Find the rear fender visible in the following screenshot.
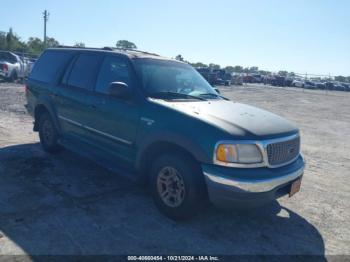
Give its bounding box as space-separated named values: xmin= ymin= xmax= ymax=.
xmin=34 ymin=94 xmax=61 ymax=134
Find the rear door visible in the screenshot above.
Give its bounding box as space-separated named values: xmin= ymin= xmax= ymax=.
xmin=54 ymin=52 xmax=104 ymax=142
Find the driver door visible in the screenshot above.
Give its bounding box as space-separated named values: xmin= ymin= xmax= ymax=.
xmin=86 ymin=55 xmax=140 ymax=167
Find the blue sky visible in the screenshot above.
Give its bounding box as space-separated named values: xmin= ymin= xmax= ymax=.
xmin=1 ymin=0 xmax=349 ymax=75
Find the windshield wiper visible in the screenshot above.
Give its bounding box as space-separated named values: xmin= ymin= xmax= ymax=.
xmin=148 ymin=92 xmax=207 ymax=101
xmin=198 ymin=93 xmax=229 ymax=100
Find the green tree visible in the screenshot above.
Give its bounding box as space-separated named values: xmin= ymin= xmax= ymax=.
xmin=46 ymin=37 xmax=60 ymax=48
xmin=224 ymin=66 xmax=235 ymax=73
xmin=6 ymin=28 xmax=15 ymax=50
xmin=233 ymin=65 xmax=243 ymax=72
xmin=27 ymin=37 xmax=44 ymax=54
xmin=175 ymin=54 xmax=184 ymax=62
xmin=258 ymin=70 xmax=271 ymax=75
xmin=209 ymin=63 xmax=220 ymax=69
xmin=26 ymin=36 xmax=59 ymax=55
xmin=243 ymin=67 xmax=250 ymax=73
xmin=334 ymin=75 xmax=346 ymax=82
xmin=249 ymin=66 xmax=258 ymax=72
xmin=278 ymin=70 xmax=288 ymax=76
xmin=0 ymin=31 xmax=6 ymax=50
xmin=191 ymin=62 xmax=207 ymax=68
xmin=116 ymin=40 xmax=137 ymax=49
xmin=4 ymin=28 xmax=26 ymax=52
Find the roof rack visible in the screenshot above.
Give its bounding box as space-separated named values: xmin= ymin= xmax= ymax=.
xmin=57 ymin=45 xmax=104 ymax=50
xmin=56 ymin=45 xmax=160 ymax=56
xmin=103 ymin=47 xmax=160 ymax=57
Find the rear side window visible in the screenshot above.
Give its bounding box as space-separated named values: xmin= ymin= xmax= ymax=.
xmin=30 ymin=51 xmax=72 ymax=83
xmin=95 ymin=56 xmax=132 ymax=94
xmin=67 ymin=53 xmax=103 ymax=90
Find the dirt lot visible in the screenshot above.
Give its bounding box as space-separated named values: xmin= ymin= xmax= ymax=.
xmin=0 ymin=82 xmax=349 ymax=257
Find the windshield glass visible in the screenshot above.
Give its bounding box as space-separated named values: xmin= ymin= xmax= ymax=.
xmin=133 ymin=59 xmax=218 ymax=99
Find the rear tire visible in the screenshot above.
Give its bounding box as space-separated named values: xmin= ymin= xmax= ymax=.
xmin=149 ymin=153 xmax=207 ymax=221
xmin=38 ymin=112 xmax=61 ymax=153
xmin=9 ymin=71 xmax=18 ymax=82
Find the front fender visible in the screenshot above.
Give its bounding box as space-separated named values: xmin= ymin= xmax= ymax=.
xmin=135 ymin=130 xmax=212 ymax=171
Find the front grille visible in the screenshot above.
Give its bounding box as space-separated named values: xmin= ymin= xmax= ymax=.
xmin=266 ymin=136 xmax=300 ymax=166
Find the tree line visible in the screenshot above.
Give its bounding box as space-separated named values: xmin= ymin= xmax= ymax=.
xmin=1 ymin=28 xmax=349 ymax=82
xmin=0 ymin=28 xmax=137 ymax=56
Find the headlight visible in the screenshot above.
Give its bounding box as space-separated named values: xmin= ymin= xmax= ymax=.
xmin=215 ymin=143 xmax=263 ymax=166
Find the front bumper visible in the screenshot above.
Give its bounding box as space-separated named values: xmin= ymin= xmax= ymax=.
xmin=203 ymin=155 xmax=305 ymax=208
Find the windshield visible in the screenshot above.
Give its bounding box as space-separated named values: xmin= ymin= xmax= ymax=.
xmin=133 ymin=59 xmax=218 ymax=100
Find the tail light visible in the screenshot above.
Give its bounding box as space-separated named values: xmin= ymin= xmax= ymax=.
xmin=2 ymin=64 xmax=8 ymax=71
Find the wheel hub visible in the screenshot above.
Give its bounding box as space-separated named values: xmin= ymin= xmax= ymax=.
xmin=157 ymin=166 xmax=186 ymax=207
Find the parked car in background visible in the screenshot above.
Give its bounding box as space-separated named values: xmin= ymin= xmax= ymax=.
xmin=251 ymin=74 xmax=263 ymax=83
xmin=196 ymin=67 xmax=217 ymax=86
xmin=263 ymin=75 xmax=273 ymax=85
xmin=333 ymin=82 xmax=345 ymax=91
xmin=271 ymin=75 xmax=286 ymax=87
xmin=213 ymin=69 xmax=231 ymax=86
xmin=341 ymin=83 xmax=350 ymax=92
xmin=314 ymin=81 xmax=326 ymax=90
xmin=231 ymin=73 xmax=243 ymax=85
xmin=26 ymin=47 xmax=304 ymax=220
xmin=284 ymin=77 xmax=293 ymax=87
xmin=243 ymin=74 xmax=254 ymax=83
xmin=304 ymin=81 xmax=316 ymax=89
xmin=292 ymin=78 xmax=305 ymax=88
xmin=0 ymin=51 xmax=28 ymax=82
xmin=25 ymin=58 xmax=37 ymax=75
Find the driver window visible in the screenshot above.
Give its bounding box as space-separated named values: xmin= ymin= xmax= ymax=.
xmin=95 ymin=56 xmax=131 ymax=94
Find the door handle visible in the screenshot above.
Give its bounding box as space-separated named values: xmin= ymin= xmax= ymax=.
xmin=89 ymin=104 xmax=97 ymax=109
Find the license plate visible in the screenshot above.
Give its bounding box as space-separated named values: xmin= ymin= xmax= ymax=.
xmin=289 ymin=178 xmax=302 ymax=197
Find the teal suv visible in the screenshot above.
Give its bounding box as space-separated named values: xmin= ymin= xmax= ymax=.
xmin=26 ymin=47 xmax=305 ymax=220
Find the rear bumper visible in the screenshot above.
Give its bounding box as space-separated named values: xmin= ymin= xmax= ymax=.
xmin=202 ymin=155 xmax=305 ymax=208
xmin=0 ymin=70 xmax=8 ymax=78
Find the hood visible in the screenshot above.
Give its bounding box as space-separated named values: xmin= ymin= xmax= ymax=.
xmin=151 ymin=99 xmax=298 ymax=139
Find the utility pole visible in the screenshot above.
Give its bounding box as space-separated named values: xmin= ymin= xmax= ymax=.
xmin=43 ymin=10 xmax=49 ymax=48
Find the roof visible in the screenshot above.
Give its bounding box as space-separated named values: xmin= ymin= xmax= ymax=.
xmin=49 ymin=46 xmax=173 ymax=61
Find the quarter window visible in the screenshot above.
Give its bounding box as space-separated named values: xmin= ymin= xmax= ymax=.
xmin=95 ymin=56 xmax=131 ymax=94
xmin=30 ymin=51 xmax=73 ymax=83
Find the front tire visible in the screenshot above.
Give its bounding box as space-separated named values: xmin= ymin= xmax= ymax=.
xmin=150 ymin=153 xmax=207 ymax=220
xmin=38 ymin=112 xmax=61 ymax=153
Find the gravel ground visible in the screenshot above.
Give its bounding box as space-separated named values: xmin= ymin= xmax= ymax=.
xmin=0 ymin=82 xmax=349 ymax=257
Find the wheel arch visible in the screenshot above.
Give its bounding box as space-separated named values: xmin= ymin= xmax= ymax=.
xmin=136 ymin=134 xmax=211 ymax=180
xmin=33 ymin=102 xmax=61 ymax=133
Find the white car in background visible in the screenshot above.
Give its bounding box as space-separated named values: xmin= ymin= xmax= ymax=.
xmin=292 ymin=78 xmax=305 ymax=88
xmin=0 ymin=51 xmax=28 ymax=82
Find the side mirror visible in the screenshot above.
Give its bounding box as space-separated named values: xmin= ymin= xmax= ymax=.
xmin=108 ymin=82 xmax=130 ymax=99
